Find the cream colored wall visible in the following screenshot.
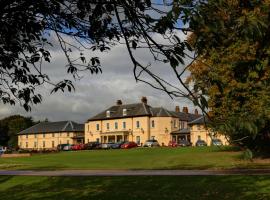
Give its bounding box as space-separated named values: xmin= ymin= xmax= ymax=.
xmin=190 ymin=124 xmax=229 ymax=146
xmin=85 ymin=116 xmax=182 ymax=146
xmin=18 ymin=132 xmax=83 ymax=149
xmin=85 ymin=117 xmax=150 ymax=144
xmin=149 ymin=117 xmax=180 ymax=145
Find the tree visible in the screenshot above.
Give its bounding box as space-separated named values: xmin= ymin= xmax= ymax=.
xmin=186 ymin=0 xmax=270 ymax=151
xmin=0 ymin=115 xmax=36 ymax=147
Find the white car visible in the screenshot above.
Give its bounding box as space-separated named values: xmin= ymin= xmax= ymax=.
xmin=143 ymin=140 xmax=160 ymax=147
xmin=0 ymin=146 xmax=7 ymax=154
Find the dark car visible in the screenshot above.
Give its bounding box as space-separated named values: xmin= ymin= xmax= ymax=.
xmin=178 ymin=140 xmax=191 ymax=147
xmin=121 ymin=141 xmax=138 ymax=149
xmin=195 ymin=140 xmax=207 ymax=147
xmin=85 ymin=142 xmax=101 ymax=150
xmin=168 ymin=141 xmax=178 ymax=147
xmin=111 ymin=141 xmax=126 ymax=149
xmin=211 ymin=139 xmax=223 ymax=146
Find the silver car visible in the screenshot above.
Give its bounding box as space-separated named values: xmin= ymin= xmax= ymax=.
xmin=143 ymin=139 xmax=160 ymax=147
xmin=101 ymin=142 xmax=115 ymax=149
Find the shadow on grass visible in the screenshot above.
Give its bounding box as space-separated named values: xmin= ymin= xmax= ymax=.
xmin=0 ymin=175 xmax=270 ymax=200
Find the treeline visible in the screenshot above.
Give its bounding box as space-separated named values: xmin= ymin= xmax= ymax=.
xmin=0 ymin=115 xmax=48 ymax=147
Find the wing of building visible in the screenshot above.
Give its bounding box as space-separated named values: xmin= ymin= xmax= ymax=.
xmin=18 ymin=121 xmax=84 ymax=149
xmin=188 ymin=116 xmax=229 ymax=146
xmin=85 ymin=97 xmax=202 ymax=146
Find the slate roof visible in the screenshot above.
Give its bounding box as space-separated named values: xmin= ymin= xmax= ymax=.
xmin=18 ymin=121 xmax=84 ymax=135
xmin=88 ymin=103 xmax=202 ymax=122
xmin=188 ymin=116 xmax=209 ymax=125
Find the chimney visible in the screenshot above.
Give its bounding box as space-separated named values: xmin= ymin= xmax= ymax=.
xmin=141 ymin=96 xmax=147 ymax=104
xmin=116 ymin=100 xmax=122 ymax=106
xmin=194 ymin=109 xmax=199 ymax=115
xmin=175 ymin=106 xmax=180 ymax=113
xmin=182 ymin=107 xmax=189 ymax=114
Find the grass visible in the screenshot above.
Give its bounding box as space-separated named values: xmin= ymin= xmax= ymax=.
xmin=0 ymin=175 xmax=270 ymax=200
xmin=0 ymin=147 xmax=269 ymax=170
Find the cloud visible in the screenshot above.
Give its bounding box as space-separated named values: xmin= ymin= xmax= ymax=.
xmin=0 ymin=32 xmax=197 ymax=123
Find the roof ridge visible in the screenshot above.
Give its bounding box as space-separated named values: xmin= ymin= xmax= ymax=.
xmin=62 ymin=121 xmax=73 ymax=131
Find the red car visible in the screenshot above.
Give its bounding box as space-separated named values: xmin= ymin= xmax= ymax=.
xmin=121 ymin=142 xmax=138 ymax=149
xmin=71 ymin=144 xmax=85 ymax=151
xmin=168 ymin=141 xmax=179 ymax=147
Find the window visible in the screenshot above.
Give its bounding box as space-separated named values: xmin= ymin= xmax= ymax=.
xmin=34 ymin=134 xmax=37 ymax=138
xmin=123 ymin=108 xmax=127 ymax=116
xmin=106 ymin=123 xmax=110 ymax=130
xmin=180 ymin=121 xmax=185 ymax=129
xmin=60 ymin=140 xmax=62 ymax=144
xmin=26 ymin=134 xmax=28 ymax=139
xmin=136 ymin=121 xmax=140 ymax=128
xmin=173 ymin=120 xmax=177 ymax=128
xmin=197 ymin=125 xmax=201 ymax=130
xmin=20 ymin=142 xmax=22 ymax=147
xmin=96 ymin=124 xmax=100 ymax=131
xmin=198 ymin=135 xmax=201 ymax=140
xmin=106 ymin=110 xmax=110 ymax=117
xmin=136 ymin=136 xmax=141 ymax=145
xmin=52 ymin=141 xmax=55 ymax=148
xmin=67 ymin=132 xmax=70 ymax=137
xmin=26 ymin=142 xmax=28 ymax=148
xmin=34 ymin=142 xmax=37 ymax=148
xmin=123 ymin=122 xmax=126 ymax=129
xmin=151 ymin=120 xmax=155 ymax=128
xmin=87 ymin=139 xmax=89 ymax=143
xmin=67 ymin=140 xmax=69 ymax=144
xmin=43 ymin=133 xmax=45 ymax=138
xmin=60 ymin=133 xmax=62 ymax=137
xmin=115 ymin=122 xmax=118 ymax=129
xmin=52 ymin=133 xmax=55 ymax=137
xmin=43 ymin=141 xmax=45 ymax=148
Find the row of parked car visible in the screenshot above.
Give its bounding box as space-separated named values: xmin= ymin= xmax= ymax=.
xmin=57 ymin=138 xmax=223 ymax=151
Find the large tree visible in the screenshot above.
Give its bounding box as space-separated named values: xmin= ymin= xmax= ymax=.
xmin=186 ymin=0 xmax=270 ymax=151
xmin=0 ymin=0 xmax=196 ymax=110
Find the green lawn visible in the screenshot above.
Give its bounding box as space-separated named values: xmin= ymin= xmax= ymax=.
xmin=0 ymin=147 xmax=269 ymax=170
xmin=0 ymin=176 xmax=270 ymax=200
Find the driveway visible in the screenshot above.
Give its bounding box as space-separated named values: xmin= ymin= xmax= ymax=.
xmin=0 ymin=169 xmax=270 ymax=176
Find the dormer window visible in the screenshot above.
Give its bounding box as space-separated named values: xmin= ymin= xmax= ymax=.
xmin=123 ymin=108 xmax=127 ymax=116
xmin=106 ymin=110 xmax=110 ymax=117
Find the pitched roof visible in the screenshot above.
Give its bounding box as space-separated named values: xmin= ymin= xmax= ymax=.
xmin=188 ymin=116 xmax=209 ymax=125
xmin=18 ymin=121 xmax=84 ymax=134
xmin=88 ymin=103 xmax=202 ymax=122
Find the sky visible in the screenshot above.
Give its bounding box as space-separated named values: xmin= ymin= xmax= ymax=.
xmin=0 ymin=30 xmax=197 ymax=124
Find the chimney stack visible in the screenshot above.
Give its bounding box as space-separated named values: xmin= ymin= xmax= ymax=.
xmin=116 ymin=100 xmax=122 ymax=106
xmin=182 ymin=107 xmax=189 ymax=114
xmin=194 ymin=109 xmax=199 ymax=115
xmin=175 ymin=106 xmax=180 ymax=113
xmin=141 ymin=96 xmax=147 ymax=104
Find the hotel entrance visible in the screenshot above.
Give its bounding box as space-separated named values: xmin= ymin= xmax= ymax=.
xmin=100 ymin=131 xmax=129 ymax=143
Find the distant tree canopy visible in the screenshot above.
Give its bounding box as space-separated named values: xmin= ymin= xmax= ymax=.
xmin=0 ymin=115 xmax=36 ymax=147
